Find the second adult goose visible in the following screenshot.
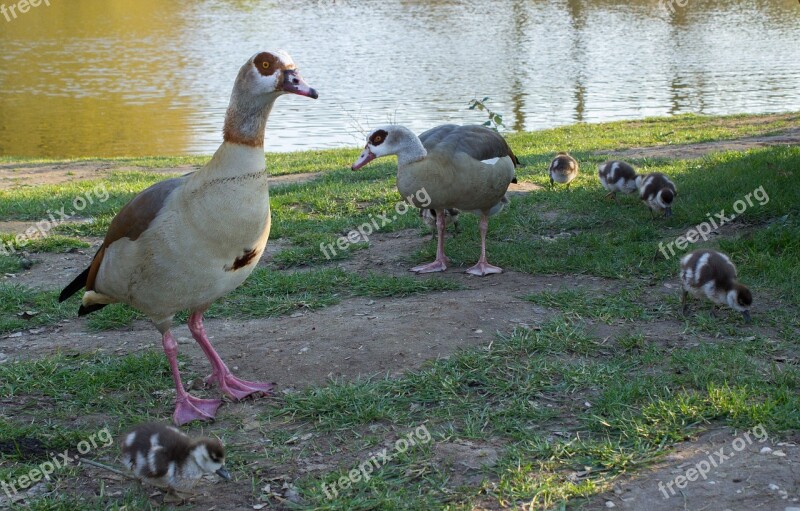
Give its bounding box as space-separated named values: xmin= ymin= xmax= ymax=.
xmin=351 ymin=124 xmax=518 ymax=276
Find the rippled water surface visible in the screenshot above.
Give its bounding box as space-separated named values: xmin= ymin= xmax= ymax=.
xmin=0 ymin=0 xmax=798 ymax=157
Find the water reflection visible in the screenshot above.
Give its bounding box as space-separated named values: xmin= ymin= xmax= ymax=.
xmin=0 ymin=0 xmax=798 ymax=157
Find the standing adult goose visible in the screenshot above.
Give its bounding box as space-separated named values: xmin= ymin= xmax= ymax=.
xmin=351 ymin=124 xmax=518 ymax=276
xmin=58 ymin=51 xmax=318 ymax=425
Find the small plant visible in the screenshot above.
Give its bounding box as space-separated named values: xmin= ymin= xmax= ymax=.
xmin=468 ymin=96 xmax=506 ymax=131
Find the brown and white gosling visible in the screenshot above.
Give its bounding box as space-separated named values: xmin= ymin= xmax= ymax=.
xmin=549 ymin=152 xmax=579 ymax=190
xmin=121 ymin=423 xmax=231 ymax=491
xmin=420 ymin=208 xmax=460 ymax=234
xmin=680 ymin=249 xmax=752 ymax=323
xmin=598 ymin=160 xmax=638 ymax=201
xmin=637 ymin=172 xmax=676 ymax=218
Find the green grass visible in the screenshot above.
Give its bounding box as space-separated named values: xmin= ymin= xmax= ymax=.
xmin=0 ymin=254 xmax=22 ymax=273
xmin=1 ymin=113 xmax=799 ymax=509
xmin=524 ymin=287 xmax=659 ymax=323
xmin=0 ymin=285 xmax=75 ymax=333
xmin=0 ymin=352 xmax=173 ymax=497
xmin=0 ymin=351 xmax=172 ymax=418
xmin=423 ymin=146 xmax=800 ymax=307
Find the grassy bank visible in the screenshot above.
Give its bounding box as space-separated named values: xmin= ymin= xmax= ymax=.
xmin=0 ymin=112 xmax=798 ymax=510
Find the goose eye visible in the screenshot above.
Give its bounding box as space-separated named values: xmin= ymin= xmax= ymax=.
xmin=369 ymin=129 xmax=388 ymax=146
xmin=262 ymin=61 xmax=270 ymax=69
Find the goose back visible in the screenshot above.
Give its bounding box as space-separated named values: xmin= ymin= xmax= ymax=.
xmin=399 ymin=125 xmax=517 ymax=211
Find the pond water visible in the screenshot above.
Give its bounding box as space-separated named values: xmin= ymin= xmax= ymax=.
xmin=0 ymin=0 xmax=798 ymax=158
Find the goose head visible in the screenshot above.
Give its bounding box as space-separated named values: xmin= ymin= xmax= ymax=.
xmin=224 ymin=50 xmax=317 ymax=146
xmin=238 ymin=50 xmax=318 ymax=99
xmin=351 ymin=125 xmax=425 ymax=170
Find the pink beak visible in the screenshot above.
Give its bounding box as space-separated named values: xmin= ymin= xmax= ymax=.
xmin=281 ymin=69 xmax=318 ymax=99
xmin=351 ymin=147 xmax=376 ymax=170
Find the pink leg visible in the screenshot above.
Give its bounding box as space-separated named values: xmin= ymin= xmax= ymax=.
xmin=410 ymin=208 xmax=449 ymax=273
xmin=466 ymin=212 xmax=503 ymax=276
xmin=188 ymin=312 xmax=274 ymax=401
xmin=161 ymin=331 xmax=222 ymax=426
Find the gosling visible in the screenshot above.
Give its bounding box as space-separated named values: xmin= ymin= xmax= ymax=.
xmin=420 ymin=208 xmax=460 ymax=234
xmin=121 ymin=423 xmax=231 ymax=491
xmin=680 ymin=249 xmax=752 ymax=323
xmin=549 ymin=152 xmax=579 ymax=190
xmin=598 ymin=160 xmax=638 ymax=202
xmin=637 ymin=172 xmax=676 ymax=218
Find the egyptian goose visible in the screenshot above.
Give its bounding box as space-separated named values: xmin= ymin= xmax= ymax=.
xmin=121 ymin=423 xmax=230 ymax=490
xmin=598 ymin=160 xmax=638 ymax=201
xmin=636 ymin=172 xmax=676 ymax=218
xmin=58 ymin=51 xmax=318 ymax=425
xmin=680 ymin=249 xmax=752 ymax=323
xmin=549 ymin=152 xmax=579 ymax=190
xmin=420 ymin=208 xmax=460 ymax=234
xmin=351 ymin=124 xmax=518 ymax=276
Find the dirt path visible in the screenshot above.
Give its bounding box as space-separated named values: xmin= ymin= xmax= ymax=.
xmin=0 ymin=225 xmax=782 ymax=390
xmin=0 ymin=160 xmax=321 ymax=190
xmin=3 ymin=228 xmax=634 ymax=384
xmin=597 ymin=126 xmax=800 ymax=161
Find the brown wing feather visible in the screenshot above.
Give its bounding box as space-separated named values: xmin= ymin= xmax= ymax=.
xmin=419 ymin=125 xmax=520 ymax=166
xmin=59 ymin=176 xmax=187 ymax=304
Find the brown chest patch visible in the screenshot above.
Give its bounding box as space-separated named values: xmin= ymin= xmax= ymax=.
xmin=226 ymin=248 xmax=259 ymax=271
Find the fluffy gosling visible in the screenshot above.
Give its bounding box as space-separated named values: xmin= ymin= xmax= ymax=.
xmin=549 ymin=152 xmax=579 ymax=190
xmin=121 ymin=423 xmax=230 ymax=491
xmin=637 ymin=172 xmax=676 ymax=218
xmin=598 ymin=160 xmax=638 ymax=201
xmin=680 ymin=249 xmax=752 ymax=323
xmin=420 ymin=208 xmax=460 ymax=234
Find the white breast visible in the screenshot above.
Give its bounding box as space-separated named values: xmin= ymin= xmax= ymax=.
xmin=95 ymin=144 xmax=272 ymax=323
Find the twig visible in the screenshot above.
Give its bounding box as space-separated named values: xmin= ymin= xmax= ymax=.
xmin=78 ymin=457 xmax=136 ymax=480
xmin=336 ymin=101 xmax=369 ymax=142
